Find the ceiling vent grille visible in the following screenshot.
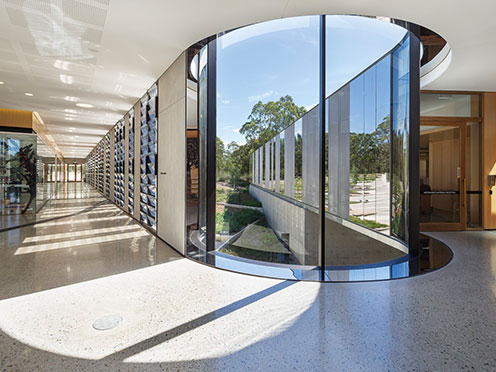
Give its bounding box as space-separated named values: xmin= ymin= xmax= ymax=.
xmin=62 ymin=0 xmax=108 ymax=28
xmin=89 ymin=0 xmax=110 ymax=5
xmin=3 ymin=0 xmax=52 ymax=13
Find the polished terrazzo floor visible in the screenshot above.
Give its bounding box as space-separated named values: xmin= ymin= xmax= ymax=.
xmin=0 ymin=184 xmax=495 ymax=371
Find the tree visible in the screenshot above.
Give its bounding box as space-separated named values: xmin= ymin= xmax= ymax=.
xmin=216 ymin=137 xmax=228 ymax=180
xmin=216 ymin=95 xmax=307 ymax=187
xmin=240 ymin=95 xmax=307 ymax=151
xmin=349 ymin=115 xmax=391 ymax=176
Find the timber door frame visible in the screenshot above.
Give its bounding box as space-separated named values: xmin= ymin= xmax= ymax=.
xmin=419 ymin=119 xmax=467 ymax=231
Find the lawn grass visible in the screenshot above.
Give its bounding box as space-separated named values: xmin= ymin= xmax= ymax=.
xmin=349 ymin=215 xmax=388 ymax=229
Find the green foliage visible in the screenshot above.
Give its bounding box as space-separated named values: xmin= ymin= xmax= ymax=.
xmin=216 ymin=188 xmax=262 ymax=207
xmin=349 ymin=115 xmax=390 ymax=175
xmin=349 ymin=215 xmax=388 ymax=229
xmin=217 ymin=95 xmax=307 ymax=188
xmin=227 ymin=209 xmax=263 ymax=233
xmin=240 ymin=95 xmax=306 ymax=149
xmin=216 ymin=208 xmax=263 ymax=234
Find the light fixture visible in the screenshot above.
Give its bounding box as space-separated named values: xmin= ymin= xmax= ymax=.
xmin=60 ymin=74 xmax=74 ymax=84
xmin=438 ymin=95 xmax=453 ymax=100
xmin=25 ymin=93 xmax=33 ymax=96
xmin=0 ymin=81 xmax=4 ymax=85
xmin=76 ymin=103 xmax=94 ymax=108
xmin=54 ymin=60 xmax=70 ymax=71
xmin=65 ymin=96 xmax=79 ymax=102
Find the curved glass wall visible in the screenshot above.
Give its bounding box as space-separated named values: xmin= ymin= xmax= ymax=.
xmin=186 ymin=15 xmax=421 ymax=280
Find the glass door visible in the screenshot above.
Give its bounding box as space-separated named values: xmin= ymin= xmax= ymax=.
xmin=76 ymin=164 xmax=82 ymax=182
xmin=68 ymin=164 xmax=76 ymax=182
xmin=419 ymin=123 xmax=466 ymax=230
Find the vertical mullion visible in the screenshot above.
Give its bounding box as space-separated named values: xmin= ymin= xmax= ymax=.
xmin=318 ymin=15 xmax=326 ymax=280
xmin=408 ymin=30 xmax=421 ymax=257
xmin=206 ymin=36 xmax=217 ymax=252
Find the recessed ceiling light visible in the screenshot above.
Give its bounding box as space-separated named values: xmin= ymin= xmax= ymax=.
xmin=76 ymin=103 xmax=94 ymax=108
xmin=0 ymin=81 xmax=4 ymax=85
xmin=25 ymin=93 xmax=33 ymax=96
xmin=65 ymin=96 xmax=79 ymax=102
xmin=60 ymin=74 xmax=74 ymax=84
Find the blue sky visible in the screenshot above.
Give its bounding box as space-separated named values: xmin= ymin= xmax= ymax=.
xmin=216 ymin=15 xmax=406 ymax=145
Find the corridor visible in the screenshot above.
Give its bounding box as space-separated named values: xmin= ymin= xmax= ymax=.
xmin=0 ymin=184 xmax=495 ymax=371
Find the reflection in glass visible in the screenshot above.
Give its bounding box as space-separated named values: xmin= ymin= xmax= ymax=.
xmin=68 ymin=164 xmax=75 ymax=182
xmin=419 ymin=125 xmax=461 ymax=223
xmin=0 ymin=132 xmax=38 ymax=216
xmin=420 ymin=93 xmax=481 ymax=117
xmin=188 ymin=15 xmax=418 ymax=273
xmin=214 ymin=16 xmax=320 ymax=265
xmin=391 ymin=35 xmax=410 ymax=242
xmin=466 ymin=122 xmax=482 ymax=228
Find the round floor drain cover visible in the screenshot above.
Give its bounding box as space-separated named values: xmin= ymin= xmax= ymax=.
xmin=92 ymin=314 xmax=123 ymax=331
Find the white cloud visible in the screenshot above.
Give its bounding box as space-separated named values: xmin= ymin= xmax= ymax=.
xmin=232 ymin=128 xmax=240 ymax=133
xmin=221 ymin=99 xmax=230 ymax=105
xmin=248 ymin=90 xmax=274 ymax=102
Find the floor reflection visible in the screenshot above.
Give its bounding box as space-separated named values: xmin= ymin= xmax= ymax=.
xmin=0 ymin=183 xmax=181 ymax=301
xmin=0 ymin=183 xmax=105 ymax=230
xmin=187 ymin=234 xmax=452 ymax=282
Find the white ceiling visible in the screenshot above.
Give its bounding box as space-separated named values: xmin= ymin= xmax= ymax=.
xmin=0 ymin=0 xmax=495 ymax=159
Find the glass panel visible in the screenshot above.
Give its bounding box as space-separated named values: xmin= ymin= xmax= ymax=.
xmin=68 ymin=165 xmax=75 ymax=181
xmin=186 ymin=16 xmax=417 ymax=275
xmin=185 ymin=42 xmax=206 ymax=254
xmin=391 ymin=35 xmax=410 ymax=242
xmin=324 ymin=17 xmax=410 ymax=267
xmin=420 ymin=93 xmax=481 ymax=117
xmin=325 ymin=39 xmax=404 ymax=266
xmin=466 ymin=122 xmax=482 ymax=228
xmin=76 ymin=164 xmax=82 ymax=182
xmin=57 ymin=164 xmax=63 ymax=182
xmin=326 ymin=15 xmax=406 ymax=96
xmin=216 ymin=15 xmax=320 ymax=265
xmin=419 ymin=125 xmax=460 ymax=223
xmin=0 ymin=132 xmax=37 ymax=216
xmin=198 ymin=45 xmax=208 ymax=244
xmin=51 ymin=164 xmax=56 ymax=182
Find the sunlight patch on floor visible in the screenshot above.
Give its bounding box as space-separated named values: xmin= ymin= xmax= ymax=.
xmin=23 ymin=224 xmax=142 ymax=243
xmin=15 ymin=230 xmax=150 ymax=255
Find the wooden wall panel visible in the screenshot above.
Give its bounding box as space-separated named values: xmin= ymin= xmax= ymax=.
xmin=483 ymin=92 xmax=496 ymax=228
xmin=0 ymin=108 xmax=32 ymax=128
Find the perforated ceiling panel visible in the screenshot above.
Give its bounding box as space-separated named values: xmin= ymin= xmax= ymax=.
xmin=62 ymin=0 xmax=108 ymax=28
xmin=90 ymin=0 xmax=110 ymax=6
xmin=3 ymin=0 xmax=52 ymax=13
xmin=0 ymin=0 xmax=116 ymax=158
